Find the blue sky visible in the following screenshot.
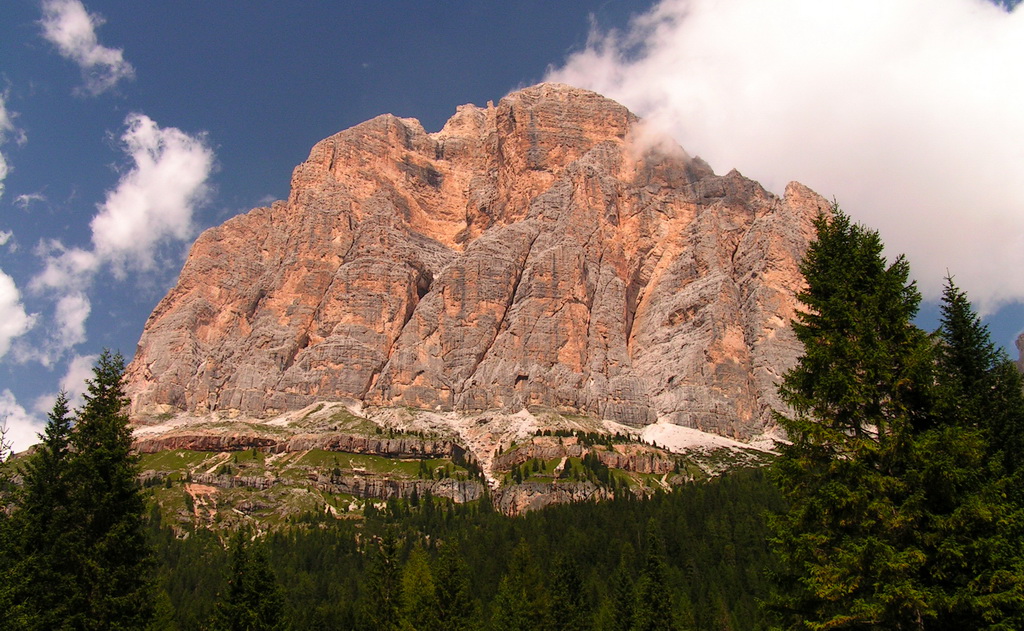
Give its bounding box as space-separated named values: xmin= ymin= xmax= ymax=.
xmin=1 ymin=0 xmax=1022 ymax=451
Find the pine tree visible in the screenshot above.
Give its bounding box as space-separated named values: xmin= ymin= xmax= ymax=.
xmin=400 ymin=546 xmax=439 ymax=631
xmin=921 ymin=278 xmax=1024 ymax=628
xmin=551 ymin=554 xmax=591 ymax=631
xmin=631 ymin=521 xmax=676 ymax=631
xmin=433 ymin=542 xmax=474 ymax=631
xmin=936 ymin=276 xmax=1024 ymax=471
xmin=212 ymin=531 xmax=287 ymax=631
xmin=363 ymin=532 xmax=404 ymax=631
xmin=0 ymin=417 xmax=16 ymax=625
xmin=6 ymin=393 xmax=77 ymax=630
xmin=609 ymin=543 xmax=636 ymax=631
xmin=490 ymin=541 xmax=551 ymax=631
xmin=767 ymin=209 xmax=935 ymax=630
xmin=68 ymin=350 xmax=155 ymax=630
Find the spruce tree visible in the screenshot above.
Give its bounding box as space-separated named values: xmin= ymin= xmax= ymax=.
xmin=609 ymin=543 xmax=636 ymax=631
xmin=363 ymin=531 xmax=404 ymax=631
xmin=400 ymin=545 xmax=440 ymax=631
xmin=213 ymin=531 xmax=287 ymax=631
xmin=767 ymin=209 xmax=935 ymax=629
xmin=936 ymin=276 xmax=1024 ymax=471
xmin=7 ymin=393 xmax=77 ymax=630
xmin=551 ymin=554 xmax=590 ymax=631
xmin=433 ymin=542 xmax=474 ymax=631
xmin=631 ymin=521 xmax=676 ymax=631
xmin=68 ymin=350 xmax=155 ymax=630
xmin=0 ymin=418 xmax=15 ymax=624
xmin=922 ymin=278 xmax=1024 ymax=628
xmin=490 ymin=541 xmax=551 ymax=631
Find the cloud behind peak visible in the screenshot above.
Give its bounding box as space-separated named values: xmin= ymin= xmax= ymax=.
xmin=548 ymin=0 xmax=1024 ymax=313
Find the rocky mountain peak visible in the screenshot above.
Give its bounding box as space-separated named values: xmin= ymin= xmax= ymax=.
xmin=125 ymin=84 xmax=828 ymax=441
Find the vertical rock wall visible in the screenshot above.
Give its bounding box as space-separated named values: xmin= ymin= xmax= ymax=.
xmin=126 ymin=83 xmax=828 ymax=439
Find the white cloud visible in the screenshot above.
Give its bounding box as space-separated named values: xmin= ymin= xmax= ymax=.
xmin=0 ymin=389 xmax=44 ymax=454
xmin=91 ymin=114 xmax=214 ymax=275
xmin=548 ymin=0 xmax=1024 ymax=313
xmin=54 ymin=291 xmax=90 ymax=352
xmin=11 ymin=286 xmax=89 ymax=367
xmin=26 ymin=114 xmax=212 ymax=363
xmin=40 ymin=0 xmax=135 ymax=95
xmin=0 ymin=230 xmax=12 ymax=247
xmin=60 ymin=352 xmax=97 ymax=404
xmin=0 ymin=269 xmax=36 ymax=359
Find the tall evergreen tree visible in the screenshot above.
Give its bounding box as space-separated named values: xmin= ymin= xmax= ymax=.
xmin=490 ymin=541 xmax=551 ymax=631
xmin=0 ymin=418 xmax=14 ymax=624
xmin=7 ymin=393 xmax=77 ymax=630
xmin=433 ymin=541 xmax=474 ymax=631
xmin=921 ymin=277 xmax=1024 ymax=628
xmin=767 ymin=209 xmax=935 ymax=630
xmin=68 ymin=350 xmax=155 ymax=630
xmin=400 ymin=545 xmax=440 ymax=631
xmin=631 ymin=521 xmax=676 ymax=631
xmin=551 ymin=554 xmax=591 ymax=631
xmin=212 ymin=531 xmax=287 ymax=631
xmin=609 ymin=543 xmax=637 ymax=631
xmin=936 ymin=276 xmax=1024 ymax=470
xmin=363 ymin=531 xmax=404 ymax=631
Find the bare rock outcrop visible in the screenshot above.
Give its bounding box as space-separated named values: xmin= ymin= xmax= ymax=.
xmin=134 ymin=430 xmax=462 ymax=460
xmin=492 ymin=441 xmax=678 ymax=476
xmin=126 ymin=83 xmax=827 ymax=440
xmin=493 ymin=482 xmax=614 ymax=515
xmin=315 ymin=475 xmax=485 ymax=505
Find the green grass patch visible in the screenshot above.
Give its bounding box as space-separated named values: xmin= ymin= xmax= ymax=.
xmin=294 ymin=450 xmax=464 ymax=479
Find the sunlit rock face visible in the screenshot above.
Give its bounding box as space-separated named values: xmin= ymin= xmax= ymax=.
xmin=126 ymin=83 xmax=827 ymax=440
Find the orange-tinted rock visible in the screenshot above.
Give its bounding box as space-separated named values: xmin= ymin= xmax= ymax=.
xmin=126 ymin=83 xmax=828 ymax=439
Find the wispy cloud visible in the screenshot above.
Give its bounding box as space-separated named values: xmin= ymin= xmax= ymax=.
xmin=0 ymin=93 xmax=25 ymax=201
xmin=40 ymin=0 xmax=135 ymax=95
xmin=548 ymin=0 xmax=1024 ymax=313
xmin=14 ymin=193 xmax=47 ymax=210
xmin=28 ymin=114 xmax=213 ymax=363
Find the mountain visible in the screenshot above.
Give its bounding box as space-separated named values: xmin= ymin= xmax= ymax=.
xmin=127 ymin=83 xmax=825 ymax=434
xmin=123 ymin=84 xmax=828 ymax=514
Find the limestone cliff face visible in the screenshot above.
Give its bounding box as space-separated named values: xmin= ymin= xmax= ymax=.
xmin=126 ymin=83 xmax=827 ymax=439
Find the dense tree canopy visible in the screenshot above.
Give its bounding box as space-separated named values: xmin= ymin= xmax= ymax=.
xmin=212 ymin=531 xmax=287 ymax=631
xmin=768 ymin=209 xmax=1024 ymax=630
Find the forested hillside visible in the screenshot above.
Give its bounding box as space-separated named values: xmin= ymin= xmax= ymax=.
xmin=147 ymin=468 xmax=780 ymax=631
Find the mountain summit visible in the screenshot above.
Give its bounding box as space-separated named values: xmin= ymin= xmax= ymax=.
xmin=126 ymin=83 xmax=827 ymax=441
